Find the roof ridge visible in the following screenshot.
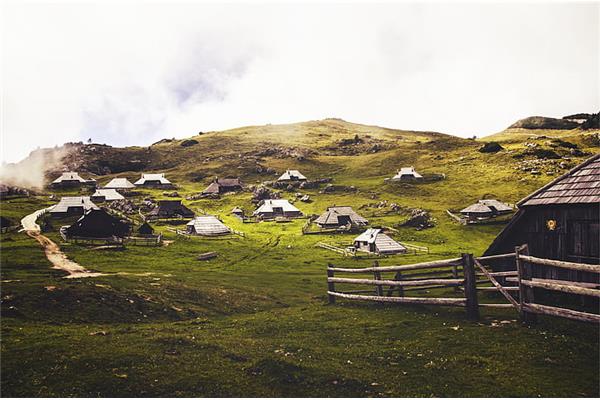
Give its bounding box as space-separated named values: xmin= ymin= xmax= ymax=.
xmin=517 ymin=153 xmax=600 ymax=207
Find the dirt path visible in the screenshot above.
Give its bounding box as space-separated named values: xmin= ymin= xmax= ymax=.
xmin=21 ymin=208 xmax=104 ymax=279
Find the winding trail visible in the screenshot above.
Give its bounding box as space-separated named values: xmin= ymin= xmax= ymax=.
xmin=21 ymin=208 xmax=104 ymax=279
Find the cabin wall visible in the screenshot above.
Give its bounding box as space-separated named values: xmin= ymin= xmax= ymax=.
xmin=487 ymin=204 xmax=599 ymax=282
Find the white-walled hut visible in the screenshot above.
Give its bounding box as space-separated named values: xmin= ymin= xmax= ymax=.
xmin=253 ymin=199 xmax=303 ymax=220
xmin=460 ymin=199 xmax=513 ymax=220
xmin=186 ymin=215 xmax=232 ymax=236
xmin=390 ymin=167 xmax=423 ymax=182
xmin=49 ymin=196 xmax=99 ymax=218
xmin=353 ymin=228 xmax=406 ymax=255
xmin=91 ymin=189 xmax=125 ymax=202
xmin=314 ymin=206 xmax=368 ymax=229
xmin=134 ymin=173 xmax=174 ymax=189
xmin=277 ymin=170 xmax=307 ymax=183
xmin=51 ymin=172 xmax=96 ymax=188
xmin=103 ymin=177 xmax=135 ymax=191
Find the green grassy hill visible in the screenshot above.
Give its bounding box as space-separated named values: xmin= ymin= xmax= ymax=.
xmin=1 ymin=119 xmax=599 ymax=396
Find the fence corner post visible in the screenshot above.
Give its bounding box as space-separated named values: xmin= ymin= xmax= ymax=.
xmin=462 ymin=253 xmax=479 ymax=320
xmin=515 ymin=245 xmax=537 ymax=325
xmin=327 ymin=263 xmax=336 ymax=304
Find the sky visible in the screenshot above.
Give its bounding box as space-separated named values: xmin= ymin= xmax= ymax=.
xmin=1 ymin=1 xmax=598 ymax=163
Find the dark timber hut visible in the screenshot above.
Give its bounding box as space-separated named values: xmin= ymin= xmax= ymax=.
xmin=137 ymin=222 xmax=155 ymax=236
xmin=202 ymin=178 xmax=243 ymax=195
xmin=314 ymin=206 xmax=368 ymax=229
xmin=484 ymin=154 xmax=600 ymax=280
xmin=147 ymin=200 xmax=194 ymax=219
xmin=64 ymin=209 xmax=130 ymax=238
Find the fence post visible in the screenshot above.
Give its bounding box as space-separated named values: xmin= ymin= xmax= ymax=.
xmin=387 ymin=271 xmax=403 ymax=297
xmin=462 ymin=253 xmax=479 ymax=320
xmin=515 ymin=245 xmax=537 ymax=325
xmin=373 ymin=261 xmax=384 ymax=297
xmin=327 ymin=263 xmax=336 ymax=304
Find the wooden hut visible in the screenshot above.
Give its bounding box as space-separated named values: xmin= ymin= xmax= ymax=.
xmin=202 ymin=178 xmax=243 ymax=195
xmin=460 ymin=199 xmax=513 ymax=220
xmin=134 ymin=173 xmax=174 ymax=189
xmin=314 ymin=206 xmax=368 ymax=229
xmin=390 ymin=167 xmax=423 ymax=182
xmin=91 ymin=188 xmax=125 ymax=202
xmin=64 ymin=209 xmax=130 ymax=238
xmin=484 ymin=154 xmax=600 ymax=271
xmin=253 ymin=199 xmax=302 ymax=220
xmin=186 ymin=215 xmax=231 ymax=236
xmin=277 ymin=170 xmax=307 ymax=183
xmin=231 ymin=207 xmax=245 ymax=219
xmin=353 ymin=228 xmax=406 ymax=255
xmin=103 ymin=177 xmax=135 ymax=191
xmin=49 ymin=196 xmax=99 ymax=218
xmin=137 ymin=222 xmax=154 ymax=236
xmin=50 ymin=172 xmax=96 ymax=188
xmin=147 ymin=200 xmax=194 ymax=219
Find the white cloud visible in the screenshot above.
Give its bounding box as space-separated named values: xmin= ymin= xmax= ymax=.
xmin=1 ymin=1 xmax=598 ymax=162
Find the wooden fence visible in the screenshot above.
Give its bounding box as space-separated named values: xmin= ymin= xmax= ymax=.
xmin=327 ymin=245 xmax=600 ymax=324
xmin=327 ymin=254 xmax=481 ymax=320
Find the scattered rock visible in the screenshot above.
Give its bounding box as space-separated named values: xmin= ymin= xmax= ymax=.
xmin=180 ymin=139 xmax=199 ymax=147
xmin=479 ymin=142 xmax=503 ymax=153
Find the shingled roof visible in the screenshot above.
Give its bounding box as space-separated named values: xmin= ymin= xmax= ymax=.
xmin=518 ymin=154 xmax=600 ymax=206
xmin=314 ymin=206 xmax=368 ymax=226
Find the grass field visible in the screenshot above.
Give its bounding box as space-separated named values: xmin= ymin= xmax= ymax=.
xmin=1 ymin=120 xmax=599 ymax=397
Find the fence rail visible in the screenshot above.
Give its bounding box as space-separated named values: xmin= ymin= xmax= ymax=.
xmin=326 ymin=255 xmax=479 ymax=319
xmin=327 ymin=244 xmax=600 ymax=324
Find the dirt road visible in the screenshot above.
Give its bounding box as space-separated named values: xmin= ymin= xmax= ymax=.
xmin=21 ymin=208 xmax=104 ymax=279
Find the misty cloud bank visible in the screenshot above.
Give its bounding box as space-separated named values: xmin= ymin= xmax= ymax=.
xmin=2 ymin=3 xmax=598 ymax=163
xmin=0 ymin=146 xmax=72 ymax=189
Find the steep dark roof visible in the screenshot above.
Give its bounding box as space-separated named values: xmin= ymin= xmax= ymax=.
xmin=518 ymin=154 xmax=600 ymax=206
xmin=147 ymin=200 xmax=194 ymax=218
xmin=202 ymin=178 xmax=242 ymax=194
xmin=314 ymin=206 xmax=368 ymax=226
xmin=65 ymin=209 xmax=130 ymax=238
xmin=138 ymin=222 xmax=154 ymax=235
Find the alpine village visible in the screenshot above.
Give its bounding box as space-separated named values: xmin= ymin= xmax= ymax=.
xmin=1 ymin=114 xmax=599 ymax=397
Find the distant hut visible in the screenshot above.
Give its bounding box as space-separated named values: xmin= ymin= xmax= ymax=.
xmin=314 ymin=206 xmax=368 ymax=229
xmin=134 ymin=173 xmax=174 ymax=189
xmin=460 ymin=199 xmax=513 ymax=220
xmin=64 ymin=209 xmax=130 ymax=238
xmin=202 ymin=178 xmax=243 ymax=195
xmin=91 ymin=189 xmax=125 ymax=202
xmin=0 ymin=216 xmax=13 ymax=232
xmin=0 ymin=184 xmax=9 ymax=199
xmin=147 ymin=200 xmax=194 ymax=219
xmin=137 ymin=221 xmax=155 ymax=236
xmin=253 ymin=199 xmax=303 ymax=220
xmin=231 ymin=207 xmax=245 ymax=219
xmin=186 ymin=215 xmax=232 ymax=236
xmin=353 ymin=228 xmax=406 ymax=255
xmin=390 ymin=167 xmax=423 ymax=182
xmin=277 ymin=170 xmax=307 ymax=183
xmin=49 ymin=196 xmax=99 ymax=218
xmin=484 ymin=154 xmax=600 ymax=267
xmin=103 ymin=177 xmax=135 ymax=191
xmin=51 ymin=172 xmax=96 ymax=188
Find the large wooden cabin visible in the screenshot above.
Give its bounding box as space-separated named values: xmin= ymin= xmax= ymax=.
xmin=484 ymin=154 xmax=600 ymax=280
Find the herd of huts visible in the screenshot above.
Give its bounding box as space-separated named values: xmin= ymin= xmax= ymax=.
xmin=40 ymin=153 xmax=600 ymax=264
